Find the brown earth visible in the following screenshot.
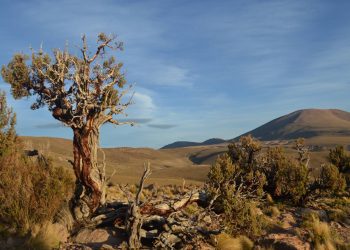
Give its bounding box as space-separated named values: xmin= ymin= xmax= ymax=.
xmin=20 ymin=133 xmax=348 ymax=186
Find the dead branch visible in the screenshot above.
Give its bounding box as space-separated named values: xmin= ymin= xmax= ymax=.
xmin=126 ymin=162 xmax=151 ymax=249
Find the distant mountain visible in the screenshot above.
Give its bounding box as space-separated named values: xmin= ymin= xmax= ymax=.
xmin=234 ymin=109 xmax=350 ymax=141
xmin=161 ymin=138 xmax=226 ymax=149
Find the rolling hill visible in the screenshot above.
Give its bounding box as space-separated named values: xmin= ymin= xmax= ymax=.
xmin=21 ymin=109 xmax=350 ymax=185
xmin=21 ymin=136 xmax=210 ymax=185
xmin=235 ymin=109 xmax=350 ymax=141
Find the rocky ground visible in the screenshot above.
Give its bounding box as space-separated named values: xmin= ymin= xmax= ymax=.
xmin=51 ymin=186 xmax=350 ymax=250
xmin=1 ymin=184 xmax=349 ymax=250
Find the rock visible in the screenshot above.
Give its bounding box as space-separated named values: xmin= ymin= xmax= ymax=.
xmin=203 ymin=215 xmax=212 ymax=224
xmin=6 ymin=237 xmax=14 ymax=246
xmin=75 ymin=228 xmax=122 ymax=249
xmin=299 ymin=208 xmax=328 ymax=221
xmin=158 ymin=232 xmax=182 ymax=246
xmin=74 ymin=206 xmax=84 ymax=220
xmin=46 ymin=223 xmax=70 ymax=245
xmin=330 ymin=221 xmax=342 ymax=229
xmin=155 ymin=203 xmax=171 ymax=211
xmin=260 ymin=233 xmax=311 ymax=250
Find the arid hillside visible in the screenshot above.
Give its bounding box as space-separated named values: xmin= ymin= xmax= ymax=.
xmin=236 ymin=109 xmax=350 ymax=142
xmin=21 ymin=136 xmax=210 ymax=185
xmin=20 ymin=109 xmax=350 ymax=185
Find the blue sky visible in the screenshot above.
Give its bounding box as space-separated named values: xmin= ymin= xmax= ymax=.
xmin=0 ymin=0 xmax=350 ymax=148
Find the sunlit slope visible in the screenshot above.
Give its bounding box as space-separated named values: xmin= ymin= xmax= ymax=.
xmin=236 ymin=109 xmax=350 ymax=141
xmin=21 ymin=136 xmax=208 ymax=185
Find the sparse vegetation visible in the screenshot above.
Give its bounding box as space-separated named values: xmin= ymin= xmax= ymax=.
xmin=1 ymin=66 xmax=350 ymax=248
xmin=0 ymin=91 xmax=74 ymax=241
xmin=206 ymin=135 xmax=350 ymax=248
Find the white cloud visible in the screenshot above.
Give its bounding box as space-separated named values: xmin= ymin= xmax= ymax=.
xmin=135 ymin=63 xmax=193 ymax=87
xmin=126 ymin=92 xmax=156 ymax=119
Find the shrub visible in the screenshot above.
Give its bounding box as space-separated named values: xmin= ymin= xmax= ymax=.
xmin=223 ymin=193 xmax=267 ymax=238
xmin=207 ymin=137 xmax=267 ymax=237
xmin=328 ymin=146 xmax=350 ymax=187
xmin=0 ymin=153 xmax=74 ymax=235
xmin=274 ymin=158 xmax=310 ymax=204
xmin=329 ymin=146 xmax=350 ymax=173
xmin=207 ymin=153 xmax=265 ymax=211
xmin=316 ymin=164 xmax=346 ymax=194
xmin=0 ymin=91 xmax=17 ymax=157
xmin=261 ymin=140 xmax=312 ymax=204
xmin=227 ymin=135 xmax=262 ymax=170
xmin=0 ymin=90 xmax=74 ymax=235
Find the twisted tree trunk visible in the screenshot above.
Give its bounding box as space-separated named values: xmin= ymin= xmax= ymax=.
xmin=72 ymin=123 xmax=106 ymax=220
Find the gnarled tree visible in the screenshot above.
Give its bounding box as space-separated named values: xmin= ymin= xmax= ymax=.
xmin=1 ymin=33 xmax=132 ymax=219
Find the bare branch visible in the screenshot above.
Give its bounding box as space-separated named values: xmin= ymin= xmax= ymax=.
xmin=135 ymin=162 xmax=151 ymax=205
xmin=88 ymin=36 xmax=114 ymax=63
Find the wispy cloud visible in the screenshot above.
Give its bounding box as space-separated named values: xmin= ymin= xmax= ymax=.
xmin=1 ymin=0 xmax=350 ymax=148
xmin=118 ymin=118 xmax=152 ymax=124
xmin=35 ymin=123 xmax=63 ymax=129
xmin=131 ymin=62 xmax=194 ymax=87
xmin=148 ymin=124 xmax=177 ymax=129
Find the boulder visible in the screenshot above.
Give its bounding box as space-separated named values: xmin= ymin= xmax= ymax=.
xmin=75 ymin=228 xmax=122 ymax=249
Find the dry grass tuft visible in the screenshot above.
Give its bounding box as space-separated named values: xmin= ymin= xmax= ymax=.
xmin=0 ymin=151 xmax=74 ymax=235
xmin=216 ymin=233 xmax=254 ymax=250
xmin=302 ymin=213 xmax=336 ymax=250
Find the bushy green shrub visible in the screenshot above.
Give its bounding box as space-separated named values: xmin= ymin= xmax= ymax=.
xmin=329 ymin=146 xmax=350 ymax=173
xmin=207 ymin=136 xmax=267 ymax=237
xmin=257 ymin=139 xmax=311 ymax=204
xmin=316 ymin=164 xmax=346 ymax=194
xmin=328 ymin=146 xmax=350 ymax=187
xmin=223 ymin=190 xmax=267 ymax=238
xmin=273 ymin=157 xmax=310 ymax=204
xmin=207 ymin=151 xmax=265 ymax=211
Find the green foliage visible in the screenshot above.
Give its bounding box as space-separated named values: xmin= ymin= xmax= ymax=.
xmin=1 ymin=54 xmax=31 ymax=99
xmin=0 ymin=91 xmax=17 ymax=155
xmin=207 ymin=136 xmax=268 ymax=237
xmin=257 ymin=140 xmax=311 ymax=204
xmin=227 ymin=135 xmax=262 ymax=170
xmin=316 ymin=164 xmax=346 ymax=194
xmin=1 ymin=33 xmax=129 ymax=127
xmin=273 ymin=157 xmax=310 ymax=204
xmin=207 ymin=151 xmax=265 ymax=211
xmin=328 ymin=146 xmax=350 ymax=187
xmin=223 ymin=192 xmax=267 ymax=238
xmin=329 ymin=146 xmax=350 ymax=173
